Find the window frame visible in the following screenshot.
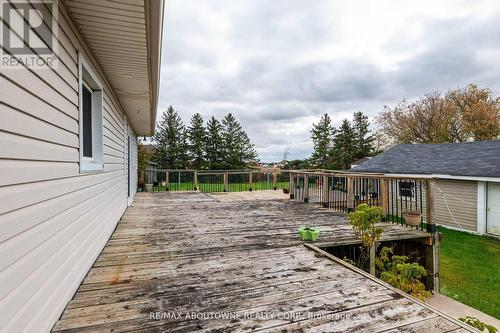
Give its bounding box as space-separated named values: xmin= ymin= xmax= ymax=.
xmin=78 ymin=53 xmax=104 ymax=173
xmin=398 ymin=181 xmax=415 ymax=198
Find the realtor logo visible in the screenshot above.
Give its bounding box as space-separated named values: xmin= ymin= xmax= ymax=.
xmin=0 ymin=0 xmax=58 ymax=69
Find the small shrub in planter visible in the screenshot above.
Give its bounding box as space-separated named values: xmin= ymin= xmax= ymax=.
xmin=348 ymin=204 xmax=384 ymax=248
xmin=403 ymin=210 xmax=422 ymax=226
xmin=298 ymin=227 xmax=320 ymax=242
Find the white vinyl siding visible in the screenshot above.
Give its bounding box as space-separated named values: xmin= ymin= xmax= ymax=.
xmin=433 ymin=179 xmax=478 ymax=232
xmin=127 ymin=127 xmax=138 ymax=203
xmin=0 ymin=2 xmax=137 ymax=332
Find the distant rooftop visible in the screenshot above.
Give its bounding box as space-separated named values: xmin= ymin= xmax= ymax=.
xmin=351 ymin=141 xmax=500 ymax=178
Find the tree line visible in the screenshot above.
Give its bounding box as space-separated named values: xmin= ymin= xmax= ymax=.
xmin=378 ymin=84 xmax=499 ymax=144
xmin=306 ymin=111 xmax=375 ymax=170
xmin=151 ymin=106 xmax=259 ymax=170
xmin=287 ymin=84 xmax=499 ymax=171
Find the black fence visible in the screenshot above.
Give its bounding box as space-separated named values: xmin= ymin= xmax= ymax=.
xmin=291 ymin=172 xmax=430 ymax=231
xmin=140 ymin=169 xmax=290 ymax=194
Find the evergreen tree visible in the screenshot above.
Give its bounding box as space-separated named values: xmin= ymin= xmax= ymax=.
xmin=187 ymin=113 xmax=206 ymax=169
xmin=152 ymin=106 xmax=188 ymax=169
xmin=221 ymin=113 xmax=259 ymax=169
xmin=332 ymin=119 xmax=356 ymax=170
xmin=205 ymin=116 xmax=224 ymax=169
xmin=310 ymin=113 xmax=335 ymax=168
xmin=352 ymin=111 xmax=374 ymax=159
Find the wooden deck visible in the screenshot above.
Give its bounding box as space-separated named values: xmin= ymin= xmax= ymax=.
xmin=52 ymin=192 xmax=473 ymax=332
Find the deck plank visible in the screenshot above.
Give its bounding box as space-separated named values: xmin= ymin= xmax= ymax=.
xmin=51 ymin=192 xmax=472 ymax=332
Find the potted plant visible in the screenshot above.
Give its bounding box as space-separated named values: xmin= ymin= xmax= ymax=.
xmin=298 ymin=227 xmax=320 ymax=242
xmin=282 ymin=188 xmax=290 ymax=194
xmin=145 ymin=183 xmax=153 ymax=192
xmin=403 ymin=210 xmax=422 ymax=226
xmin=348 ymin=204 xmax=384 ymax=273
xmin=348 ymin=204 xmax=383 ymax=249
xmin=138 ymin=177 xmax=145 ymax=192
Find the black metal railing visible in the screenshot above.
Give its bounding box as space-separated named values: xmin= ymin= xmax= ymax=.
xmin=139 ymin=169 xmax=291 ymax=194
xmin=290 ymin=171 xmax=431 ymax=232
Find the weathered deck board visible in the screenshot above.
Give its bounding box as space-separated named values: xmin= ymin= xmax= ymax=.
xmin=52 ymin=192 xmax=472 ymax=332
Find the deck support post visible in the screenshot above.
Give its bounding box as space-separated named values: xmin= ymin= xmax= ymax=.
xmin=322 ymin=175 xmax=329 ymax=208
xmin=347 ymin=177 xmax=354 ymax=211
xmin=249 ymin=172 xmax=253 ymax=191
xmin=369 ymin=243 xmax=376 ymax=276
xmin=193 ymin=171 xmax=198 ymax=191
xmin=303 ymin=174 xmax=309 ymax=203
xmin=432 ymin=233 xmax=440 ymax=292
xmin=426 ymin=180 xmax=436 ymax=233
xmin=165 ymin=170 xmax=169 ymax=191
xmin=273 ymin=172 xmax=277 ymax=190
xmin=223 ymin=171 xmax=228 ymax=192
xmin=289 ymin=173 xmax=295 ymax=199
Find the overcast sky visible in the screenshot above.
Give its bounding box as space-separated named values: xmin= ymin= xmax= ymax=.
xmin=158 ymin=0 xmax=500 ymax=162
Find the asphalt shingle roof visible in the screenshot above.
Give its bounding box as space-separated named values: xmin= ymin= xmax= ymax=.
xmin=352 ymin=141 xmax=500 ymax=178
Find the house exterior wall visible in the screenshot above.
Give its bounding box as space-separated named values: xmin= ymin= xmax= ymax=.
xmin=433 ymin=179 xmax=478 ymax=232
xmin=0 ymin=2 xmax=137 ymax=332
xmin=127 ymin=125 xmax=138 ymax=204
xmin=384 ymin=179 xmax=478 ymax=232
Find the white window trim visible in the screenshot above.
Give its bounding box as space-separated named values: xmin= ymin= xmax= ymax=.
xmin=78 ymin=52 xmax=104 ymax=173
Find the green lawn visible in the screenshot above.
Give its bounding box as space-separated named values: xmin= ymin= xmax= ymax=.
xmin=438 ymin=226 xmax=500 ymax=319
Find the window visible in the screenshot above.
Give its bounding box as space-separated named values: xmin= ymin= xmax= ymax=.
xmin=82 ymin=83 xmax=92 ymax=157
xmin=398 ymin=181 xmax=415 ymax=198
xmin=79 ymin=54 xmax=103 ymax=172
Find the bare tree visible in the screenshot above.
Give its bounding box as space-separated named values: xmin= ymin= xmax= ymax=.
xmin=378 ymin=85 xmax=500 ymax=144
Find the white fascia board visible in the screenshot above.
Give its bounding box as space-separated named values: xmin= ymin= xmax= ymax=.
xmin=383 ymin=173 xmax=500 ymax=182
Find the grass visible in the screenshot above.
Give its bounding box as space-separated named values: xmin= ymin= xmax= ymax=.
xmin=438 ymin=226 xmax=500 ymax=319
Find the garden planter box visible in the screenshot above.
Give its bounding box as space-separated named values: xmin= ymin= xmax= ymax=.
xmin=298 ymin=227 xmax=320 ymax=242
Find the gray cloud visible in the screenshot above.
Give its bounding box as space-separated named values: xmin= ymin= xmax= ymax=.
xmin=159 ymin=1 xmax=500 ymax=162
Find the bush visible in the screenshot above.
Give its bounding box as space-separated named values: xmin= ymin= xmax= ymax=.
xmin=348 ymin=204 xmax=384 ymax=248
xmin=376 ymin=246 xmax=431 ymax=301
xmin=459 ymin=316 xmax=497 ymax=333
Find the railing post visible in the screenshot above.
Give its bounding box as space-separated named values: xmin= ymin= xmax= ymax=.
xmin=322 ymin=175 xmax=329 ymax=208
xmin=249 ymin=172 xmax=253 ymax=191
xmin=223 ymin=171 xmax=228 ymax=192
xmin=380 ymin=178 xmax=388 ymax=216
xmin=303 ymin=174 xmax=309 ymax=203
xmin=347 ymin=176 xmax=354 ymax=211
xmin=165 ymin=170 xmax=170 ymax=191
xmin=273 ymin=172 xmax=277 ymax=190
xmin=426 ymin=180 xmax=436 ymax=233
xmin=289 ymin=172 xmax=295 ymax=199
xmin=194 ymin=171 xmax=198 ymax=191
xmin=432 ymin=233 xmax=440 ymax=292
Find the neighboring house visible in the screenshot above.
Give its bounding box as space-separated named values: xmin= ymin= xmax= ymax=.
xmin=351 ymin=141 xmax=500 ymax=236
xmin=0 ymin=1 xmax=163 ymax=331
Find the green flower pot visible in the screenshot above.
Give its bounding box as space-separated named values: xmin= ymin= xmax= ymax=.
xmin=298 ymin=227 xmax=320 ymax=242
